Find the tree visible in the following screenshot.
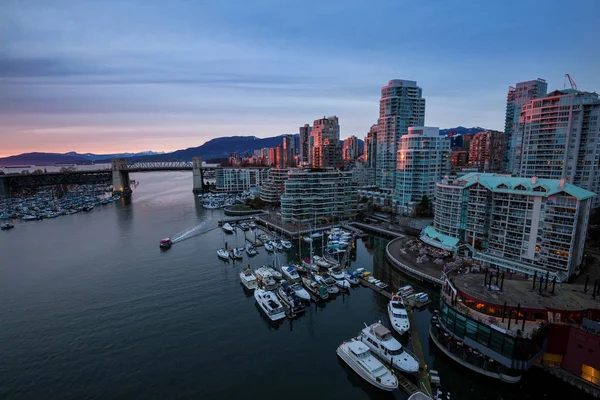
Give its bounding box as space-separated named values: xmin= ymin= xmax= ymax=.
xmin=417 ymin=195 xmax=431 ymax=217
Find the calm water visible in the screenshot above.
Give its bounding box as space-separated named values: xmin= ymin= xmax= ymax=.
xmin=0 ymin=172 xmax=585 ymax=399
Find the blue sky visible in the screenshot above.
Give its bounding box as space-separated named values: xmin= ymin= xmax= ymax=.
xmin=1 ymin=0 xmax=599 ymax=156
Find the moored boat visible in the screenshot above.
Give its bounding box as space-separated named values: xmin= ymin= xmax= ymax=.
xmin=281 ymin=265 xmax=300 ymax=281
xmin=280 ymin=239 xmax=292 ymax=249
xmin=255 ymin=267 xmax=279 ymax=290
xmin=345 ymin=271 xmax=360 ymax=286
xmin=289 ymin=281 xmax=311 ymax=302
xmin=388 ymin=295 xmax=410 ymax=334
xmin=277 ymin=282 xmax=306 ymax=315
xmin=222 ymin=223 xmax=235 ymax=234
xmin=217 ymin=248 xmax=229 ymax=260
xmin=329 ymin=267 xmax=350 ymax=290
xmin=301 ymin=276 xmax=329 ymax=300
xmin=272 ymin=241 xmax=283 ymax=250
xmin=230 ymin=247 xmax=243 ymax=260
xmin=313 ymin=255 xmax=331 ymax=268
xmin=359 ymin=322 xmax=419 ymax=373
xmin=336 ymin=339 xmax=398 ymax=391
xmin=314 ymin=273 xmax=340 ymax=294
xmin=264 ymin=241 xmax=274 ymax=252
xmin=266 ymin=266 xmax=283 ymax=280
xmin=254 ymin=289 xmax=286 ymax=321
xmin=240 ymin=267 xmax=258 ymax=290
xmin=1 ymin=223 xmax=15 ymax=230
xmin=245 ymin=244 xmax=258 ymax=256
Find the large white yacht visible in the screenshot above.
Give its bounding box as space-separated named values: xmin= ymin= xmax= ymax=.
xmin=254 ymin=267 xmax=279 ymax=290
xmin=359 ymin=322 xmax=419 ymax=373
xmin=336 ymin=339 xmax=398 ymax=391
xmin=254 ymin=289 xmax=286 ymax=321
xmin=239 ymin=267 xmax=258 ymax=291
xmin=388 ymin=295 xmax=410 ymax=335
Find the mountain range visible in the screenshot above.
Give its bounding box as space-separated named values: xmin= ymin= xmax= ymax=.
xmin=0 ymin=127 xmax=485 ymax=165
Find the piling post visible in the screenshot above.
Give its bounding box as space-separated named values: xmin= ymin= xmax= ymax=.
xmin=532 ymin=271 xmax=537 ymax=290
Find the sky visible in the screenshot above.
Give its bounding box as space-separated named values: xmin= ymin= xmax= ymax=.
xmin=1 ymin=0 xmax=599 ymax=157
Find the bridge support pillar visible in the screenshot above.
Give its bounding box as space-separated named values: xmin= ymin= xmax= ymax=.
xmin=0 ymin=177 xmax=10 ymax=198
xmin=112 ymin=159 xmax=131 ymax=196
xmin=192 ymin=157 xmax=205 ymax=193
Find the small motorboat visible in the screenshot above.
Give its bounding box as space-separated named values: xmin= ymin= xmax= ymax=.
xmin=388 ymin=295 xmax=410 ymax=335
xmin=22 ymin=215 xmax=38 ymax=221
xmin=230 ymin=247 xmax=243 ymax=260
xmin=239 ymin=267 xmax=258 ymax=291
xmin=399 ymin=285 xmax=415 ymax=297
xmin=239 ymin=222 xmax=250 ymax=231
xmin=159 ymin=238 xmax=172 ymax=250
xmin=314 ymin=273 xmax=340 ymax=294
xmin=345 ymin=271 xmax=360 ymax=286
xmin=277 ymin=282 xmax=306 ymax=315
xmin=281 ymin=265 xmax=300 ymax=281
xmin=311 ymin=231 xmax=323 ymax=238
xmin=1 ymin=223 xmax=15 ymax=231
xmin=264 ymin=242 xmax=274 ymax=252
xmin=301 ymin=276 xmax=329 ymax=300
xmin=414 ymin=292 xmax=429 ymax=303
xmin=245 ymin=244 xmax=258 ymax=256
xmin=329 ymin=267 xmax=350 ymax=290
xmin=302 ymin=258 xmax=319 ymax=272
xmin=359 ymin=322 xmax=419 ymax=373
xmin=303 ymin=236 xmax=313 ymax=243
xmin=272 ymin=241 xmax=283 ymax=250
xmin=280 ymin=239 xmax=292 ymax=249
xmin=289 ymin=282 xmax=311 ymax=302
xmin=336 ymin=339 xmax=398 ymax=391
xmin=217 ymin=248 xmax=229 ymax=260
xmin=266 ymin=266 xmax=283 ymax=280
xmin=254 ymin=289 xmax=286 ymax=321
xmin=249 ymin=221 xmax=256 ymax=229
xmin=222 ymin=223 xmax=235 ymax=234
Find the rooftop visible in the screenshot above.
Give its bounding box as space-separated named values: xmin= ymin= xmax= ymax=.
xmin=453 ymin=273 xmax=600 ymax=313
xmin=454 ymin=173 xmax=596 ymax=200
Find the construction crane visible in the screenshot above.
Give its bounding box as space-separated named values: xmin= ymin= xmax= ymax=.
xmin=565 ymin=73 xmax=578 ymax=90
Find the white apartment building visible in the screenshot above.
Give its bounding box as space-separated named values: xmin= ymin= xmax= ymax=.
xmin=280 ymin=169 xmax=358 ymax=223
xmin=395 ymin=126 xmax=450 ymax=211
xmin=422 ymin=173 xmax=595 ymax=281
xmin=260 ymin=168 xmax=290 ymax=204
xmin=376 ymin=79 xmax=425 ymax=189
xmin=215 ymin=168 xmax=270 ymax=192
xmin=517 ymin=89 xmax=600 ymax=207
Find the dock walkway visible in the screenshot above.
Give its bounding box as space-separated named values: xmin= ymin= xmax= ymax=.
xmin=408 ymin=307 xmax=433 ymax=396
xmin=386 ymin=238 xmax=443 ymax=286
xmin=349 ymin=222 xmax=405 ymax=238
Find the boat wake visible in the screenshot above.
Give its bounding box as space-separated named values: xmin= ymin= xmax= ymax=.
xmin=171 ymin=221 xmax=210 ymax=243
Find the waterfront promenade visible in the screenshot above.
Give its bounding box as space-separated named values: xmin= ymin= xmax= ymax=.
xmin=386 ymin=237 xmax=444 ymax=286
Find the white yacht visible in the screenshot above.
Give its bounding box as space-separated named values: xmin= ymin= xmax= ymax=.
xmin=314 ymin=273 xmax=340 ymax=294
xmin=388 ymin=295 xmax=410 ymax=335
xmin=230 ymin=247 xmax=243 ymax=260
xmin=264 ymin=241 xmax=274 ymax=252
xmin=222 ymin=223 xmax=235 ymax=234
xmin=280 ymin=239 xmax=292 ymax=249
xmin=313 ymin=255 xmax=331 ymax=268
xmin=359 ymin=322 xmax=419 ymax=373
xmin=245 ymin=244 xmax=258 ymax=257
xmin=217 ymin=248 xmax=229 ymax=260
xmin=289 ymin=281 xmax=311 ymax=302
xmin=255 ymin=267 xmax=279 ymax=290
xmin=281 ymin=265 xmax=300 ymax=281
xmin=301 ymin=276 xmax=329 ymax=300
xmin=266 ymin=266 xmax=283 ymax=280
xmin=336 ymin=339 xmax=398 ymax=392
xmin=239 ymin=267 xmax=258 ymax=291
xmin=254 ymin=289 xmax=286 ymax=321
xmin=329 ymin=267 xmax=351 ymax=290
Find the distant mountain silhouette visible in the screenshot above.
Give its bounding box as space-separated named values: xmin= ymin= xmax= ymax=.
xmin=439 ymin=126 xmax=493 ymax=136
xmin=0 ymin=152 xmax=92 ymax=166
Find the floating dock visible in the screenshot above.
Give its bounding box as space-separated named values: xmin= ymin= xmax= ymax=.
xmin=358 ymin=277 xmax=393 ymax=299
xmin=408 ymin=308 xmax=433 ymax=396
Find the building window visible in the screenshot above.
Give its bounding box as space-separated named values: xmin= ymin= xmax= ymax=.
xmin=582 ymin=364 xmax=600 ymax=385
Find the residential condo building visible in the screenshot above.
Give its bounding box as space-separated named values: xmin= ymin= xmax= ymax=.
xmin=422 ymin=173 xmax=595 ymax=281
xmin=280 ymin=169 xmax=358 ymax=223
xmin=503 ymin=79 xmax=548 ymax=173
xmin=517 ymin=89 xmax=600 ymax=208
xmin=215 ymin=168 xmax=270 ymax=192
xmin=342 ymin=135 xmax=362 ymax=161
xmin=364 ymin=124 xmax=377 ymax=168
xmin=376 ymin=79 xmax=425 ymax=189
xmin=310 ymin=116 xmax=342 ymax=168
xmin=260 ymin=168 xmax=290 ymax=204
xmin=299 ymin=124 xmax=311 ymax=165
xmin=468 ymin=130 xmax=504 ymax=172
xmin=395 ymin=126 xmax=450 ymax=210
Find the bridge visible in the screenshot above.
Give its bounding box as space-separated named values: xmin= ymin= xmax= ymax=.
xmin=0 ymin=157 xmax=220 ymax=197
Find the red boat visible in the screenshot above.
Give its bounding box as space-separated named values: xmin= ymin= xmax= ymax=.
xmin=159 ymin=238 xmax=172 ymax=250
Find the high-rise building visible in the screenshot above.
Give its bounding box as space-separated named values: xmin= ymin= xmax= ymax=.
xmin=422 ymin=173 xmax=595 ymax=280
xmin=517 ymin=89 xmax=600 ymax=208
xmin=310 ymin=116 xmax=342 ymax=168
xmin=342 ymin=135 xmax=362 ymax=161
xmin=274 ymin=145 xmax=284 ymax=168
xmin=282 ymin=135 xmax=295 ymax=167
xmin=364 ymin=124 xmax=377 ymax=168
xmin=260 ymin=168 xmax=290 ymax=204
xmin=376 ymin=79 xmax=426 ymax=189
xmin=280 ymin=169 xmax=358 ymax=223
xmin=395 ymin=127 xmax=450 ymax=210
xmin=468 ymin=130 xmax=504 ymax=172
xmin=299 ymin=124 xmax=311 ymax=165
xmin=503 ymin=79 xmax=548 ymax=173
xmin=268 ymin=147 xmax=276 ymax=166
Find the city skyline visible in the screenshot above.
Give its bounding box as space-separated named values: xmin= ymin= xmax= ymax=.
xmin=2 ymin=0 xmax=599 ymax=157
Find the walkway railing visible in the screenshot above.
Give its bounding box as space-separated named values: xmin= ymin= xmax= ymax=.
xmin=386 ymin=238 xmax=443 ymax=285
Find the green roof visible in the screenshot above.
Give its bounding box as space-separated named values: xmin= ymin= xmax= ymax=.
xmin=456 ymin=173 xmax=596 ymax=200
xmin=423 ymin=225 xmax=460 ymax=248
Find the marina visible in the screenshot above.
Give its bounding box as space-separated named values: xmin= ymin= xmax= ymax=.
xmin=1 ymin=171 xmax=593 ymax=400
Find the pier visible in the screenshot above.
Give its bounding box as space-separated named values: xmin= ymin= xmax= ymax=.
xmin=358 ymin=277 xmax=393 ymax=299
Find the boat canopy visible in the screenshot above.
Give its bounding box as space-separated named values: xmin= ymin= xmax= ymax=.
xmin=160 ymin=238 xmax=171 ymax=243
